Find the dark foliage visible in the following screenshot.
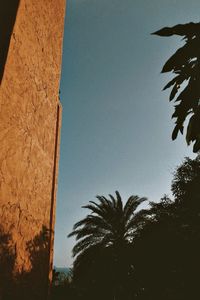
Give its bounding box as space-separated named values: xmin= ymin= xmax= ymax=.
xmin=0 ymin=225 xmax=50 ymax=300
xmin=131 ymin=155 xmax=200 ymax=299
xmin=171 ymin=154 xmax=200 ymax=200
xmin=68 ymin=191 xmax=147 ymax=300
xmin=66 ymin=155 xmax=200 ymax=299
xmin=131 ymin=201 xmax=200 ymax=298
xmin=153 ymin=22 xmax=200 ymax=152
xmin=51 ymin=269 xmax=75 ymax=300
xmin=16 ymin=225 xmax=50 ymax=300
xmin=0 ymin=228 xmax=16 ymax=299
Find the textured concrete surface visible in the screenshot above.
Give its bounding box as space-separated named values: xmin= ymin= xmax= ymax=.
xmin=0 ymin=0 xmax=65 ymax=298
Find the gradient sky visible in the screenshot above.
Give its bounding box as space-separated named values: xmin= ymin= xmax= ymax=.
xmin=54 ymin=0 xmax=199 ymax=267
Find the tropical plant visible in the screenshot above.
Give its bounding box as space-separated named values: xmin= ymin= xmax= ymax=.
xmin=153 ymin=22 xmax=200 ymax=152
xmin=69 ymin=191 xmax=146 ymax=263
xmin=68 ymin=191 xmax=147 ymax=299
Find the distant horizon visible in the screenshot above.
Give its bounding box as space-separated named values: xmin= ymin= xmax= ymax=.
xmin=54 ymin=266 xmax=70 ymax=270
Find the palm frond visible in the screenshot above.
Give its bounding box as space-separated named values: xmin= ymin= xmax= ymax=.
xmin=82 ymin=204 xmax=106 ymax=217
xmin=124 ymin=196 xmax=147 ymax=222
xmin=125 ymin=208 xmax=150 ymax=232
xmin=69 ymin=226 xmax=106 ymax=241
xmin=72 ymin=235 xmax=102 ymax=257
xmin=115 ymin=191 xmax=123 ymax=213
xmin=69 ymin=215 xmax=111 ymax=234
xmin=95 ymin=196 xmax=113 ymax=214
xmin=108 ymin=195 xmax=117 ymax=213
xmin=71 ymin=215 xmax=94 ymax=230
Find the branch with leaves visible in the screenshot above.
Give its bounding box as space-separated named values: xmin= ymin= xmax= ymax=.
xmin=153 ymin=22 xmax=200 ymax=152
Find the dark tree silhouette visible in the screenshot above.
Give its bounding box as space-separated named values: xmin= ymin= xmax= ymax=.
xmin=0 ymin=227 xmax=16 ymax=300
xmin=21 ymin=225 xmax=50 ymax=300
xmin=65 ymin=158 xmax=200 ymax=300
xmin=68 ymin=191 xmax=147 ymax=300
xmin=131 ymin=155 xmax=200 ymax=299
xmin=51 ymin=268 xmax=75 ymax=300
xmin=153 ymin=22 xmax=200 ymax=152
xmin=0 ymin=225 xmax=51 ymax=300
xmin=171 ymin=154 xmax=200 ymax=200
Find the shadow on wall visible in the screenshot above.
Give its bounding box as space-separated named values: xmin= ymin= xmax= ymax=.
xmin=0 ymin=225 xmax=50 ymax=300
xmin=0 ymin=0 xmax=20 ymax=84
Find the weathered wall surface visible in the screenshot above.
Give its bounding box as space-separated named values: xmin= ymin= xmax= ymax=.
xmin=0 ymin=0 xmax=65 ymax=299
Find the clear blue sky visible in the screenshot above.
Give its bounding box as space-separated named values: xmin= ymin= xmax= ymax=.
xmin=54 ymin=0 xmax=199 ymax=267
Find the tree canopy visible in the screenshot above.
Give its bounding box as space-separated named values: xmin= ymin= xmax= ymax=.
xmin=63 ymin=155 xmax=200 ymax=300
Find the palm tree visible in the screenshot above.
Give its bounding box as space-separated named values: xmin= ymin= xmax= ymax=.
xmin=153 ymin=22 xmax=200 ymax=152
xmin=68 ymin=191 xmax=147 ymax=299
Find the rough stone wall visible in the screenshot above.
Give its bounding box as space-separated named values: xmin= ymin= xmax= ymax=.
xmin=0 ymin=0 xmax=65 ymax=298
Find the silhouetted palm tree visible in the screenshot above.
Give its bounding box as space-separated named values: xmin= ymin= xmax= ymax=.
xmin=153 ymin=22 xmax=200 ymax=152
xmin=68 ymin=191 xmax=147 ymax=299
xmin=69 ymin=191 xmax=146 ymax=261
